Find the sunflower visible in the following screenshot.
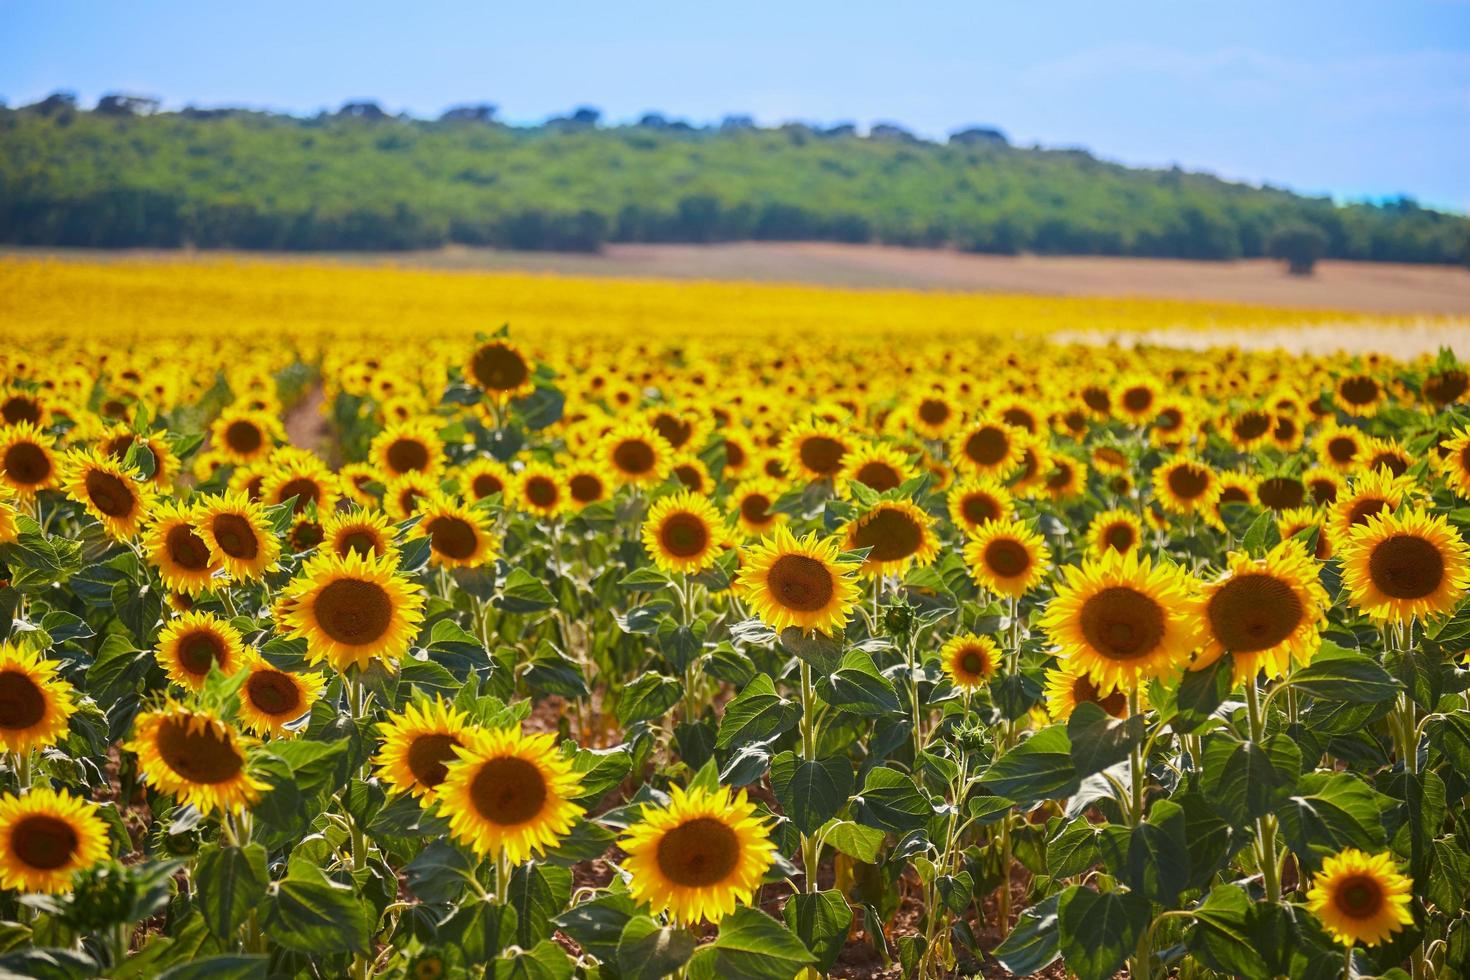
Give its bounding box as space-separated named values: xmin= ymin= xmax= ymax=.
xmin=437 ymin=727 xmax=584 ymax=864
xmin=949 ymin=417 xmax=1024 ymax=479
xmin=843 ymin=500 xmax=939 ymax=579
xmin=0 ymin=643 xmax=76 ymax=754
xmin=462 ymin=458 xmax=513 ymax=503
xmin=513 ymin=462 xmax=567 ymax=518
xmin=1342 ymin=508 xmax=1470 ymax=624
xmin=1042 ymin=550 xmax=1198 ymax=691
xmin=730 ymin=477 xmax=787 ymax=537
xmin=154 ymin=611 xmax=246 ymax=692
xmin=0 ymin=493 xmax=17 ymax=545
xmin=338 ymin=461 xmax=380 ymax=508
xmin=142 ymin=501 xmax=223 ymax=595
xmin=1040 ymin=454 xmax=1087 ymax=502
xmin=0 ymin=788 xmax=110 ymax=894
xmin=99 ymin=425 xmax=179 ymax=491
xmin=602 ymin=422 xmax=674 ymax=487
xmin=909 ymin=392 xmax=958 ymax=440
xmin=209 ymin=408 xmax=282 ymax=465
xmin=1423 ymin=368 xmax=1469 ymax=407
xmin=466 ymin=338 xmax=536 ymax=401
xmin=1089 ymin=445 xmax=1132 ymax=477
xmin=1152 ymin=456 xmax=1219 ymax=517
xmin=784 ymin=419 xmax=853 ymax=484
xmin=720 ymin=430 xmax=757 ymax=479
xmin=372 ymin=419 xmax=444 ymax=480
xmin=1314 ymin=423 xmax=1367 ymax=472
xmin=322 ymin=508 xmax=399 ymax=561
xmin=1278 ymin=507 xmax=1333 ymax=560
xmin=259 ymin=450 xmax=341 ymax=515
xmin=844 ymin=443 xmax=916 ymax=495
xmin=1115 ymin=376 xmax=1161 ymax=424
xmin=0 ymin=388 xmax=48 ymax=429
xmin=1327 ymin=469 xmax=1416 ymax=549
xmin=374 ymin=697 xmax=474 ymax=801
xmin=642 ymin=490 xmax=726 ymax=574
xmin=1085 ymin=509 xmax=1144 ymax=558
xmin=565 ymin=464 xmax=611 ymax=509
xmin=1043 ymin=662 xmax=1131 ymax=722
xmin=1148 ymin=399 xmax=1195 ymax=449
xmin=1190 ymin=540 xmax=1329 ymax=684
xmin=619 ymin=783 xmax=776 ymax=925
xmin=0 ymin=422 xmax=59 ymax=499
xmin=737 ymin=526 xmax=862 ymax=635
xmin=1306 ymin=849 xmax=1414 ymax=947
xmin=59 ymin=448 xmax=153 ymax=539
xmin=1334 ymin=374 xmax=1387 ymax=417
xmin=964 ymin=520 xmax=1051 ymax=598
xmin=125 ymin=702 xmax=267 ymax=815
xmin=235 ymin=652 xmax=324 ymax=737
xmin=416 ymin=494 xmax=497 ymax=569
xmin=194 ymin=492 xmax=281 ymax=582
xmin=384 ymin=471 xmax=438 ymax=521
xmin=228 ymin=464 xmax=268 ymax=502
xmin=1077 ymin=383 xmax=1113 ymax=421
xmin=1256 ymin=475 xmax=1308 ymax=512
xmin=941 ymin=634 xmax=999 ymax=690
xmin=1438 ymin=427 xmax=1470 ymax=499
xmin=670 ymin=456 xmax=712 ymax=495
xmin=946 ymin=475 xmax=1013 ymax=536
xmin=278 ymin=549 xmax=427 ymax=672
xmin=1302 ymin=467 xmax=1344 ymax=507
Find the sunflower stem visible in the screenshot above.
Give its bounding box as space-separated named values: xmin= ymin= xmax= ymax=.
xmin=799 ymin=659 xmax=819 ymax=893
xmin=1244 ymin=679 xmax=1282 ymax=904
xmin=1128 ymin=689 xmax=1145 ymax=825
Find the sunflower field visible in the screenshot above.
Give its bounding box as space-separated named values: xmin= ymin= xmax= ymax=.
xmin=1 ymin=257 xmax=1470 ymax=980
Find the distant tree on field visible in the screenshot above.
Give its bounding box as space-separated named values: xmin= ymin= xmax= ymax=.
xmin=720 ymin=114 xmax=755 ymax=131
xmin=869 ymin=122 xmax=916 ymax=142
xmin=25 ymin=91 xmax=77 ymax=116
xmin=338 ymin=101 xmax=387 ymax=120
xmin=96 ymin=93 xmax=161 ymax=116
xmin=440 ymin=103 xmax=497 ymax=123
xmin=950 ymin=126 xmax=1008 ymax=146
xmin=1268 ymin=223 xmax=1329 ymax=276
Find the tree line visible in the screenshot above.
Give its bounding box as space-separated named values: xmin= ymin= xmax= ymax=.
xmin=1 ymin=94 xmax=1466 ymax=263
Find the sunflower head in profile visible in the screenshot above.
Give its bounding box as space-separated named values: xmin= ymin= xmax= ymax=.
xmin=1041 ymin=550 xmax=1199 ymax=691
xmin=949 ymin=417 xmax=1024 ymax=479
xmin=0 ymin=788 xmax=110 ymax=894
xmin=416 ymin=494 xmax=497 ymax=569
xmin=374 ymin=697 xmax=474 ymax=802
xmin=1190 ymin=539 xmax=1329 ymax=684
xmin=941 ymin=634 xmax=1000 ymax=690
xmin=143 ymin=501 xmax=223 ymax=596
xmin=842 ymin=500 xmax=939 ymax=580
xmin=0 ymin=422 xmax=59 ymax=499
xmin=564 ymin=464 xmax=610 ymax=509
xmin=1306 ymin=849 xmax=1413 ymax=947
xmin=946 ymin=475 xmax=1013 ymax=537
xmin=323 ymin=508 xmax=399 ymax=561
xmin=601 ymin=422 xmax=673 ymax=488
xmin=194 ymin=492 xmax=282 ymax=582
xmin=236 ymin=652 xmax=324 ymax=737
xmin=1341 ymin=508 xmax=1470 ymax=624
xmin=61 ymin=449 xmax=155 ymax=540
xmin=1327 ymin=469 xmax=1417 ymax=550
xmin=1085 ymin=509 xmax=1144 ymax=559
xmin=1334 ymin=373 xmax=1387 ymax=417
xmin=259 ymin=448 xmax=342 ymax=515
xmin=125 ymin=702 xmax=267 ymax=815
xmin=1089 ymin=444 xmax=1132 ymax=477
xmin=371 ymin=418 xmax=445 ymax=480
xmin=278 ymin=549 xmax=427 ymax=673
xmin=384 ymin=471 xmax=438 ymax=521
xmin=642 ymin=490 xmax=726 ymax=575
xmin=514 ymin=462 xmax=567 ymax=519
xmin=1314 ymin=423 xmax=1367 ymax=472
xmin=1043 ymin=661 xmax=1134 ymax=722
xmin=1438 ymin=426 xmax=1470 ymax=500
xmin=963 ymin=520 xmax=1051 ymax=598
xmin=1152 ymin=456 xmax=1219 ymax=517
xmin=783 ymin=419 xmax=854 ymax=484
xmin=619 ymin=783 xmax=776 ymax=925
xmin=842 ymin=443 xmax=915 ymax=497
xmin=736 ymin=526 xmax=862 ymax=635
xmin=0 ymin=642 xmax=77 ymax=754
xmin=466 ymin=338 xmax=536 ymax=402
xmin=154 ymin=611 xmax=246 ymax=692
xmin=436 ymin=727 xmax=584 ymax=864
xmin=209 ymin=407 xmax=282 ymax=466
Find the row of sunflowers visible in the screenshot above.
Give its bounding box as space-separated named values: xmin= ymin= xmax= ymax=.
xmin=0 ymin=299 xmax=1468 ymax=978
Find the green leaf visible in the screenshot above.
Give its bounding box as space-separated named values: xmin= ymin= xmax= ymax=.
xmin=552 ymin=893 xmax=639 ymax=964
xmin=783 ymin=890 xmax=852 ymax=974
xmin=509 ymin=864 xmax=572 ymax=948
xmin=1202 ymin=734 xmax=1301 ymax=826
xmin=819 ymin=649 xmax=902 ymax=716
xmin=770 ymin=752 xmax=853 ymax=836
xmin=779 ymin=627 xmax=844 ymax=675
xmin=1290 ymin=644 xmax=1399 ymax=702
xmin=854 ymin=766 xmax=931 ymax=834
xmin=1128 ymin=798 xmax=1190 ymax=907
xmin=979 ymin=725 xmax=1080 ymax=805
xmin=617 ymin=672 xmax=684 ymax=726
xmin=194 ymin=844 xmax=268 ymax=940
xmin=619 ymin=566 xmax=674 ymax=591
xmin=686 ymin=907 xmax=816 ymax=980
xmin=157 ymin=956 xmax=266 ymax=980
xmin=1048 ymin=819 xmax=1101 ymax=878
xmin=819 ymin=819 xmax=885 ymax=863
xmin=1275 ymin=772 xmax=1387 ymax=874
xmin=403 ymin=840 xmax=475 ymax=904
xmin=993 ymin=893 xmax=1061 ymax=976
xmin=1172 ymin=654 xmax=1235 ymax=733
xmin=716 ymin=675 xmax=800 ymax=750
xmin=264 ymin=863 xmax=371 ymax=955
xmin=1187 ymin=884 xmax=1296 ymax=980
xmin=495 ymin=567 xmax=557 ymax=612
xmin=1057 ymin=885 xmax=1151 ymax=980
xmin=616 ymin=915 xmax=696 ymax=980
xmin=493 ymin=940 xmax=574 ymax=980
xmin=1067 ymin=702 xmax=1144 ymax=778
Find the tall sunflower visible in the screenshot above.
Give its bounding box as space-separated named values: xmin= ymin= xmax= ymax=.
xmin=236 ymin=652 xmax=324 ymax=737
xmin=436 ymin=727 xmax=584 ymax=864
xmin=374 ymin=697 xmax=474 ymax=801
xmin=154 ymin=611 xmax=246 ymax=692
xmin=513 ymin=462 xmax=567 ymax=519
xmin=946 ymin=475 xmax=1013 ymax=537
xmin=1042 ymin=550 xmax=1198 ymax=691
xmin=564 ymin=464 xmax=611 ymax=509
xmin=371 ymin=419 xmax=445 ymax=480
xmin=737 ymin=526 xmax=862 ymax=635
xmin=1043 ymin=662 xmax=1132 ymax=722
xmin=0 ymin=642 xmax=76 ymax=754
xmin=842 ymin=500 xmax=939 ymax=579
xmin=1314 ymin=423 xmax=1366 ymax=472
xmin=1334 ymin=374 xmax=1386 ymax=417
xmin=964 ymin=520 xmax=1051 ymax=598
xmin=416 ymin=494 xmax=497 ymax=569
xmin=1085 ymin=509 xmax=1144 ymax=558
xmin=125 ymin=702 xmax=267 ymax=815
xmin=729 ymin=477 xmax=787 ymax=537
xmin=143 ymin=501 xmax=223 ymax=595
xmin=462 ymin=458 xmax=513 ymax=503
xmin=1341 ymin=508 xmax=1470 ymax=624
xmin=259 ymin=450 xmax=342 ymax=515
xmin=466 ymin=338 xmax=536 ymax=401
xmin=642 ymin=490 xmax=726 ymax=574
xmin=620 ymin=783 xmax=776 ymax=925
xmin=0 ymin=788 xmax=110 ymax=894
xmin=843 ymin=443 xmax=915 ymax=495
xmin=1327 ymin=469 xmax=1417 ymax=550
xmin=209 ymin=408 xmax=282 ymax=465
xmin=322 ymin=508 xmax=399 ymax=561
xmin=601 ymin=422 xmax=674 ymax=487
xmin=194 ymin=492 xmax=281 ymax=582
xmin=62 ymin=449 xmax=155 ymax=539
xmin=784 ymin=419 xmax=853 ymax=484
xmin=1152 ymin=456 xmax=1219 ymax=517
xmin=384 ymin=471 xmax=438 ymax=521
xmin=278 ymin=549 xmax=426 ymax=672
xmin=1436 ymin=426 xmax=1470 ymax=499
xmin=0 ymin=422 xmax=59 ymax=499
xmin=941 ymin=634 xmax=999 ymax=690
xmin=1190 ymin=539 xmax=1329 ymax=684
xmin=1306 ymin=849 xmax=1413 ymax=947
xmin=949 ymin=417 xmax=1024 ymax=479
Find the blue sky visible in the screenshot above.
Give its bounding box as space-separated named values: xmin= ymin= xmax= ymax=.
xmin=4 ymin=1 xmax=1468 ymax=210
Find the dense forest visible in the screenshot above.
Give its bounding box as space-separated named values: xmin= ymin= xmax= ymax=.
xmin=2 ymin=93 xmax=1467 ymax=261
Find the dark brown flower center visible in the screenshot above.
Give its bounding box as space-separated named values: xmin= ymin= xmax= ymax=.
xmin=471 ymin=344 xmax=530 ymax=391
xmin=854 ymin=462 xmax=901 ymax=492
xmin=224 ymin=420 xmax=263 ymax=456
xmin=0 ymin=670 xmax=47 ymax=730
xmin=1424 ymin=369 xmax=1468 ymax=406
xmin=314 ymin=579 xmax=394 ymax=645
xmin=568 ymin=474 xmax=603 ymax=503
xmin=4 ymin=442 xmax=50 ymax=485
xmin=1122 ymin=387 xmax=1153 ymax=413
xmin=1346 ymin=497 xmax=1389 ymax=529
xmin=984 ymin=538 xmax=1031 ymax=578
xmin=246 ymin=670 xmax=302 ymax=717
xmin=1233 ymin=411 xmax=1272 ymax=441
xmin=1368 ymin=534 xmax=1445 ymax=599
xmin=613 ymin=439 xmax=657 ymax=476
xmin=1257 ymin=477 xmax=1306 ymax=511
xmin=0 ymin=396 xmax=42 ymax=427
xmin=767 ymin=554 xmax=835 ymax=612
xmin=852 ymin=508 xmax=923 ymax=563
xmin=472 ymin=473 xmax=505 ymax=499
xmin=1079 ymin=587 xmax=1166 ymax=661
xmin=1074 ymin=675 xmax=1128 ymax=717
xmin=1166 ymin=464 xmax=1210 ymax=501
xmin=211 ymin=513 xmax=260 ymax=560
xmin=386 ymin=439 xmax=431 ymax=475
xmin=469 ymin=756 xmax=547 ymax=825
xmin=1336 ymin=876 xmax=1384 ymax=918
xmin=1082 ymin=387 xmax=1111 ymax=413
xmin=1207 ymin=573 xmax=1304 ymax=653
xmin=655 ymin=816 xmax=741 ymax=887
xmin=157 ymin=716 xmax=245 ymax=784
xmin=1339 ymin=376 xmax=1380 ymax=406
xmin=524 ymin=476 xmax=559 ymax=509
xmin=961 ymin=493 xmax=1001 ymax=527
xmin=1104 ymin=523 xmax=1136 ymax=553
xmin=427 ymin=516 xmax=479 ymax=560
xmin=740 ymin=494 xmax=774 ymax=526
xmin=653 ymin=415 xmax=693 ymax=449
xmin=167 ymin=523 xmax=212 ymax=571
xmin=339 ymin=529 xmax=381 ymax=558
xmin=660 ymin=513 xmax=710 ymax=558
xmin=407 ymin=733 xmax=461 ymax=789
xmin=918 ymin=399 xmax=950 ymax=425
xmin=1327 ymin=436 xmax=1359 ymax=463
xmin=959 ymin=649 xmax=988 ymax=677
xmin=178 ymin=630 xmax=226 ymax=677
xmin=276 ymin=478 xmax=321 ymax=513
xmin=799 ymin=436 xmax=846 ymax=477
xmin=963 ymin=426 xmax=1009 ymax=467
xmin=11 ymin=815 xmax=78 ymax=871
xmin=85 ymin=468 xmax=135 ymax=517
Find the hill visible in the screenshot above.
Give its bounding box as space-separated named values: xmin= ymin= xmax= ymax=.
xmin=2 ymin=97 xmax=1467 ymax=261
